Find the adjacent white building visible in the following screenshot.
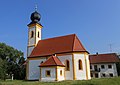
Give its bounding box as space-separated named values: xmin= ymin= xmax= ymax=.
xmin=26 ymin=10 xmax=91 ymax=81
xmin=89 ymin=53 xmax=119 ymax=78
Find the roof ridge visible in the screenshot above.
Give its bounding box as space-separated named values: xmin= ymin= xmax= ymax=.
xmin=90 ymin=53 xmax=116 ymax=56
xmin=52 ymin=56 xmax=57 ymax=65
xmin=76 ymin=35 xmax=86 ymax=51
xmin=39 ymin=55 xmax=65 ymax=67
xmin=29 ymin=33 xmax=88 ymax=57
xmin=40 ymin=56 xmax=51 ymax=65
xmin=38 ymin=34 xmax=76 ymax=42
xmin=72 ymin=34 xmax=87 ymax=52
xmin=89 ymin=53 xmax=119 ymax=64
xmin=72 ymin=34 xmax=76 ymax=51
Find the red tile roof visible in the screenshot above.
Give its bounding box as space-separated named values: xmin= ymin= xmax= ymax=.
xmin=29 ymin=34 xmax=88 ymax=57
xmin=89 ymin=53 xmax=120 ymax=64
xmin=39 ymin=56 xmax=65 ymax=67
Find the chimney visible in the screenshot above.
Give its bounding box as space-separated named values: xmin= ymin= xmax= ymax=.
xmin=96 ymin=52 xmax=98 ymax=55
xmin=53 ymin=54 xmax=57 ymax=56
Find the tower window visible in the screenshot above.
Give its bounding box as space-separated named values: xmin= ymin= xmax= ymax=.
xmin=78 ymin=59 xmax=83 ymax=70
xmin=65 ymin=60 xmax=70 ymax=71
xmin=31 ymin=31 xmax=34 ymax=38
xmin=38 ymin=31 xmax=40 ymax=38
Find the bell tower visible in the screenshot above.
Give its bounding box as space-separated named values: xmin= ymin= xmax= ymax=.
xmin=27 ymin=9 xmax=43 ymax=57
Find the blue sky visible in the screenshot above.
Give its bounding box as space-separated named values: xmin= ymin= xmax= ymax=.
xmin=0 ymin=0 xmax=120 ymax=57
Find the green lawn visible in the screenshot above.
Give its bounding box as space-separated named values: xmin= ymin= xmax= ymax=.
xmin=0 ymin=77 xmax=120 ymax=85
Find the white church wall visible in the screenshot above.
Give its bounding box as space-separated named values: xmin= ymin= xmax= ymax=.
xmin=57 ymin=55 xmax=73 ymax=80
xmin=27 ymin=46 xmax=34 ymax=57
xmin=57 ymin=67 xmax=65 ymax=81
xmin=41 ymin=67 xmax=56 ymax=82
xmin=28 ymin=59 xmax=46 ymax=80
xmin=85 ymin=54 xmax=91 ymax=79
xmin=73 ymin=54 xmax=87 ymax=80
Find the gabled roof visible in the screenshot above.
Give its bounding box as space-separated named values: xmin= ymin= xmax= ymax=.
xmin=89 ymin=53 xmax=120 ymax=64
xmin=29 ymin=34 xmax=88 ymax=57
xmin=39 ymin=56 xmax=65 ymax=67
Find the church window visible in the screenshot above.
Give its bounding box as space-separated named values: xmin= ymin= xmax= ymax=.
xmin=38 ymin=31 xmax=40 ymax=38
xmin=60 ymin=70 xmax=62 ymax=76
xmin=78 ymin=59 xmax=82 ymax=70
xmin=46 ymin=70 xmax=51 ymax=77
xmin=31 ymin=31 xmax=34 ymax=38
xmin=65 ymin=60 xmax=70 ymax=71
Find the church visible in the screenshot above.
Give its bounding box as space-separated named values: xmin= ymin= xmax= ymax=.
xmin=26 ymin=9 xmax=91 ymax=81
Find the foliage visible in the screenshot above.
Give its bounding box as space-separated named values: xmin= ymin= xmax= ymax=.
xmin=0 ymin=42 xmax=26 ymax=80
xmin=0 ymin=59 xmax=7 ymax=80
xmin=0 ymin=77 xmax=120 ymax=85
xmin=116 ymin=62 xmax=120 ymax=76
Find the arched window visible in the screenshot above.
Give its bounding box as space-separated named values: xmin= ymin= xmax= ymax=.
xmin=38 ymin=31 xmax=40 ymax=38
xmin=65 ymin=60 xmax=70 ymax=71
xmin=60 ymin=70 xmax=62 ymax=76
xmin=31 ymin=31 xmax=34 ymax=38
xmin=78 ymin=59 xmax=82 ymax=70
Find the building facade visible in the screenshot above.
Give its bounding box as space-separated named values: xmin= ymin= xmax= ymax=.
xmin=26 ymin=10 xmax=91 ymax=81
xmin=89 ymin=53 xmax=119 ymax=78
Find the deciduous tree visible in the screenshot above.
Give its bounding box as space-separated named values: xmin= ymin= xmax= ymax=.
xmin=0 ymin=42 xmax=26 ymax=80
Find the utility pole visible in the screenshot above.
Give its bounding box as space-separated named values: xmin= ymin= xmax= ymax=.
xmin=109 ymin=44 xmax=112 ymax=52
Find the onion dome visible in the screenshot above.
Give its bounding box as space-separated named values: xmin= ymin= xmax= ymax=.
xmin=30 ymin=11 xmax=41 ymax=23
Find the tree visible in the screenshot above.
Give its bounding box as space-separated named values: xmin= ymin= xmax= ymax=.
xmin=0 ymin=42 xmax=26 ymax=80
xmin=116 ymin=54 xmax=120 ymax=76
xmin=116 ymin=62 xmax=120 ymax=76
xmin=0 ymin=59 xmax=7 ymax=80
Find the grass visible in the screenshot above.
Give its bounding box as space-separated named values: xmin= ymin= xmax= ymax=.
xmin=0 ymin=77 xmax=120 ymax=85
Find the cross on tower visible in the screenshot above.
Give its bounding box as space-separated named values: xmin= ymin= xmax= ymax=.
xmin=35 ymin=4 xmax=37 ymax=11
